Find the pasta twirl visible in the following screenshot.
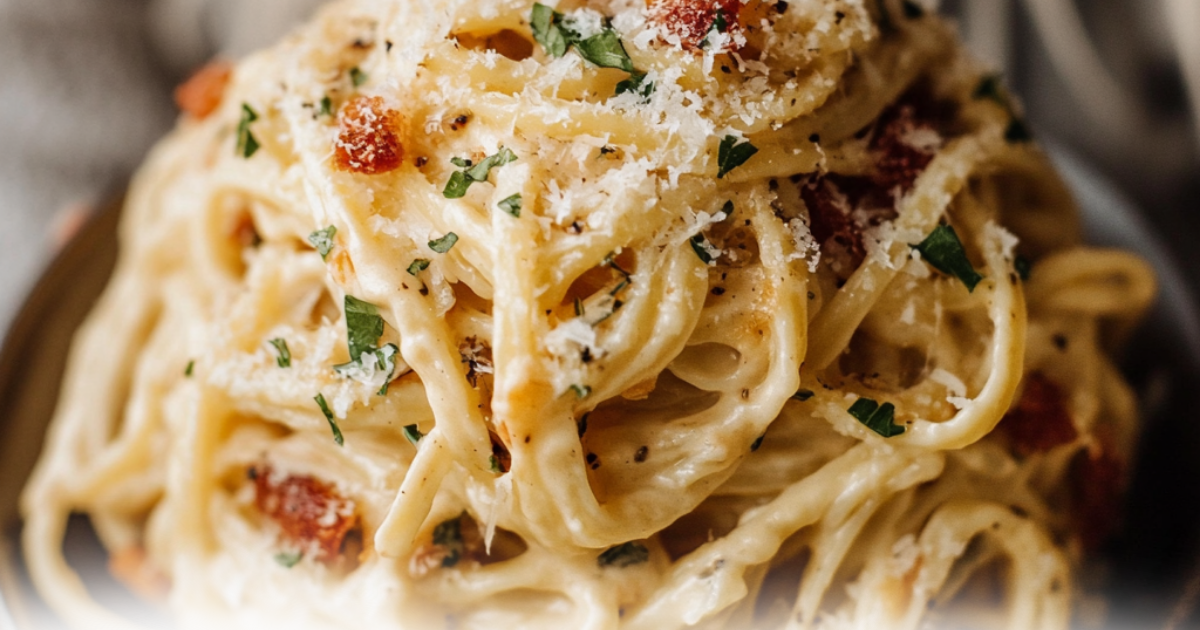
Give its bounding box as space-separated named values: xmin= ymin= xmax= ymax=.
xmin=21 ymin=1 xmax=1157 ymax=628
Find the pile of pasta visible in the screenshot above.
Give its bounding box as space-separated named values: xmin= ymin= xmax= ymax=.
xmin=21 ymin=0 xmax=1158 ymax=628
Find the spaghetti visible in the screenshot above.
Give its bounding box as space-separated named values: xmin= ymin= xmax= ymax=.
xmin=21 ymin=0 xmax=1157 ymax=628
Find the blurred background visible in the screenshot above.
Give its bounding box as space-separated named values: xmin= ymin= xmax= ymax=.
xmin=0 ymin=0 xmax=1199 ymax=627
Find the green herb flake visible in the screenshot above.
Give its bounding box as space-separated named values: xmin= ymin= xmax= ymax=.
xmin=428 ymin=232 xmax=460 ymax=254
xmin=597 ymin=542 xmax=649 ymax=568
xmin=700 ymin=9 xmax=730 ymax=50
xmin=407 ymin=259 xmax=431 ymax=276
xmin=497 ymin=193 xmax=522 ymax=218
xmin=375 ymin=343 xmax=400 ymax=395
xmin=314 ymin=393 xmax=345 ymax=446
xmin=574 ymin=297 xmax=585 ymax=317
xmin=1014 ymin=255 xmax=1032 ymax=281
xmin=318 ymin=96 xmax=334 ymax=118
xmin=403 ymin=424 xmax=424 ymax=445
xmin=792 ymin=389 xmax=815 ymax=401
xmin=1005 ymin=118 xmax=1033 ymax=143
xmin=236 ymin=103 xmax=260 ymax=159
xmin=848 ymin=397 xmax=905 ymax=438
xmin=488 ymin=455 xmax=502 ymax=474
xmin=184 ymin=360 xmax=195 ymax=377
xmin=914 ymin=225 xmax=984 ymax=292
xmin=443 ymin=148 xmax=518 ymax=199
xmin=531 ymin=3 xmax=569 ymax=58
xmin=432 ymin=514 xmax=465 ymax=568
xmin=349 ymin=66 xmax=368 ymax=87
xmin=574 ymin=29 xmax=636 ymax=72
xmin=571 ymin=384 xmax=592 ymax=399
xmin=344 ymin=295 xmax=385 ymax=359
xmin=717 ymin=135 xmax=759 ymax=179
xmin=973 ymin=74 xmax=1007 ymax=105
xmin=690 ymin=234 xmax=716 ymax=264
xmin=615 ymin=72 xmax=655 ymax=100
xmin=274 ymin=551 xmax=303 ymax=568
xmin=268 ymin=338 xmax=292 ymax=368
xmin=308 ymin=225 xmax=337 ymax=260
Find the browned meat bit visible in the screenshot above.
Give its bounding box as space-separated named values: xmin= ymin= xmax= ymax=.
xmin=252 ymin=465 xmax=360 ymax=560
xmin=174 ymin=60 xmax=233 ymax=120
xmin=334 ymin=96 xmax=404 ymax=174
xmin=1070 ymin=438 xmax=1125 ymax=551
xmin=648 ymin=0 xmax=743 ymax=51
xmin=799 ymin=176 xmax=866 ymax=269
xmin=868 ymin=93 xmax=951 ymax=194
xmin=998 ymin=372 xmax=1078 ymax=457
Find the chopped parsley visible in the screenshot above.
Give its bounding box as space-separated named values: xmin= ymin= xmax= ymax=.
xmin=530 ymin=4 xmax=634 ymax=71
xmin=443 ymin=147 xmax=518 ymax=198
xmin=314 ymin=393 xmax=344 ymax=446
xmin=497 ymin=193 xmax=522 ymax=218
xmin=308 ymin=226 xmax=337 ymax=260
xmin=700 ymin=9 xmax=730 ymax=49
xmin=337 ymin=296 xmax=399 ymax=394
xmin=184 ymin=360 xmax=195 ymax=377
xmin=717 ymin=135 xmax=758 ymax=179
xmin=848 ymin=397 xmax=905 ymax=438
xmin=432 ymin=514 xmax=465 ymax=568
xmin=274 ymin=551 xmax=303 ymax=568
xmin=1015 ymin=255 xmax=1032 ymax=281
xmin=407 ymin=259 xmax=431 ymax=276
xmin=914 ymin=225 xmax=984 ymax=292
xmin=344 ymin=296 xmax=385 ymax=359
xmin=792 ymin=389 xmax=815 ymax=401
xmin=574 ymin=297 xmax=585 ymax=317
xmin=573 ymin=29 xmax=635 ymax=72
xmin=349 ymin=66 xmax=368 ymax=87
xmin=335 ymin=344 xmax=400 ymax=395
xmin=318 ymin=96 xmax=334 ymax=118
xmin=690 ymin=233 xmax=716 ymax=264
xmin=597 ymin=542 xmax=649 ymax=568
xmin=268 ymin=338 xmax=291 ymax=368
xmin=530 ymin=4 xmax=643 ymax=97
xmin=488 ymin=455 xmax=502 ymax=474
xmin=571 ymin=384 xmax=592 ymax=399
xmin=615 ymin=72 xmax=655 ymax=100
xmin=403 ymin=424 xmax=424 ymax=445
xmin=236 ymin=104 xmax=260 ymax=159
xmin=428 ymin=232 xmax=460 ymax=253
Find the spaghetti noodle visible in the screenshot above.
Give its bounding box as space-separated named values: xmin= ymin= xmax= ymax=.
xmin=21 ymin=0 xmax=1157 ymax=628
